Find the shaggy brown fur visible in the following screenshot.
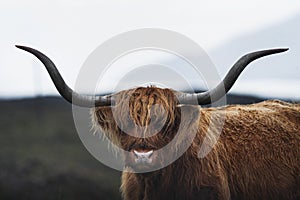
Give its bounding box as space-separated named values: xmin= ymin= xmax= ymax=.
xmin=92 ymin=87 xmax=300 ymax=200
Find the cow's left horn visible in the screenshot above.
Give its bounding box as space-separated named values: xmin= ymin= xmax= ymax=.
xmin=177 ymin=48 xmax=288 ymax=105
xmin=16 ymin=45 xmax=113 ymax=107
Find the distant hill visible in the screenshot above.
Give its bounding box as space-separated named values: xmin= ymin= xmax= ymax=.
xmin=208 ymin=14 xmax=300 ymax=99
xmin=0 ymin=95 xmax=297 ymax=200
xmin=210 ymin=13 xmax=300 ymax=80
xmin=0 ymin=93 xmax=266 ymax=106
xmin=0 ymin=96 xmax=121 ymax=200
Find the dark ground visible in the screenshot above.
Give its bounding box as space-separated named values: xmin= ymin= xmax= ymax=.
xmin=0 ymin=97 xmax=121 ymax=200
xmin=0 ymin=94 xmax=292 ymax=200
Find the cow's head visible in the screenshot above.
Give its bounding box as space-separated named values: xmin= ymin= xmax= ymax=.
xmin=92 ymin=87 xmax=183 ymax=171
xmin=16 ymin=45 xmax=287 ymax=171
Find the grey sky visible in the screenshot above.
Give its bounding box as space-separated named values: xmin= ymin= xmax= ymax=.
xmin=1 ymin=0 xmax=300 ymax=99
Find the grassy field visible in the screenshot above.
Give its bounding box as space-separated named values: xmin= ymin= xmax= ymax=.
xmin=0 ymin=94 xmax=276 ymax=199
xmin=0 ymin=97 xmax=121 ymax=200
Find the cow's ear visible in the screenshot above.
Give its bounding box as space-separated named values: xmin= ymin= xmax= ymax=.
xmin=91 ymin=107 xmax=118 ymax=135
xmin=172 ymin=105 xmax=201 ymax=152
xmin=91 ymin=107 xmax=122 ymax=146
xmin=92 ymin=107 xmax=112 ymax=127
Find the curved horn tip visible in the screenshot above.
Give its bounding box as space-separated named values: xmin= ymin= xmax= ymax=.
xmin=15 ymin=45 xmax=24 ymax=49
xmin=277 ymin=48 xmax=289 ymax=52
xmin=15 ymin=45 xmax=30 ymax=51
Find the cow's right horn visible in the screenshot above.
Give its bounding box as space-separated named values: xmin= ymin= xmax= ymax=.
xmin=16 ymin=45 xmax=114 ymax=107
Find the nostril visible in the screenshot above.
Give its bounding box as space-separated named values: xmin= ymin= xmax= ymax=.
xmin=133 ymin=150 xmax=154 ymax=159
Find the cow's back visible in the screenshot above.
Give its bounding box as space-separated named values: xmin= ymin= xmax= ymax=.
xmin=214 ymin=100 xmax=300 ymax=199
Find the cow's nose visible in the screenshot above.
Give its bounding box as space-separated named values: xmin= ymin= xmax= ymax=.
xmin=133 ymin=150 xmax=153 ymax=164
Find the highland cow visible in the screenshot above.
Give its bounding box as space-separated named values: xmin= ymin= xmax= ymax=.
xmin=17 ymin=45 xmax=299 ymax=200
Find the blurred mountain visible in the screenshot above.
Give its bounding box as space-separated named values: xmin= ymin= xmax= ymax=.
xmin=0 ymin=94 xmax=269 ymax=200
xmin=208 ymin=14 xmax=300 ymax=99
xmin=0 ymin=94 xmax=298 ymax=199
xmin=210 ymin=13 xmax=300 ymax=79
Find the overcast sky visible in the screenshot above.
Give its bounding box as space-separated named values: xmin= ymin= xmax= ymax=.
xmin=1 ymin=0 xmax=300 ymax=99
